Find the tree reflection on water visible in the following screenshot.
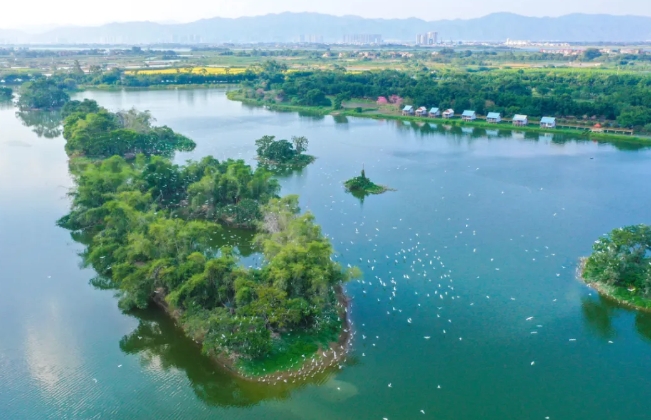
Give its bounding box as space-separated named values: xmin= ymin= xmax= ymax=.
xmin=15 ymin=109 xmax=63 ymax=139
xmin=120 ymin=307 xmax=339 ymax=408
xmin=581 ymin=293 xmax=651 ymax=343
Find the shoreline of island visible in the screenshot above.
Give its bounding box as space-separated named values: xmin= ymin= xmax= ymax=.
xmin=577 ymin=258 xmax=651 ymax=312
xmin=153 ymin=284 xmax=353 ymax=383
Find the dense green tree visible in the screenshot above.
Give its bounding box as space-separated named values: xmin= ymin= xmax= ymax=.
xmin=61 ymin=98 xmax=101 ymax=118
xmin=255 ymin=135 xmax=314 ymax=168
xmin=61 ymin=156 xmax=354 ymax=362
xmin=617 ymin=106 xmax=651 ymax=128
xmin=584 ymin=225 xmax=651 ymax=295
xmin=63 ymin=105 xmax=195 ymax=158
xmin=17 ymin=78 xmax=70 ymax=109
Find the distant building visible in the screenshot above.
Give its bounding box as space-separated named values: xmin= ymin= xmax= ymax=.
xmin=416 ymin=31 xmax=438 ymax=45
xmin=299 ymin=34 xmax=324 ymax=43
xmin=343 ymin=34 xmax=383 ymax=44
xmin=402 ymin=105 xmax=414 ymax=115
xmin=540 ymin=117 xmax=556 ymax=128
xmin=442 ymin=109 xmax=455 ymax=119
xmin=429 ymin=107 xmax=440 ymax=117
xmin=461 ymin=110 xmax=477 ymax=121
xmin=486 ymin=112 xmax=501 ymax=123
xmin=512 ymin=114 xmax=528 ymax=126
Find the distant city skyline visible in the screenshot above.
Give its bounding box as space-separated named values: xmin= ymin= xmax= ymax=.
xmin=2 ymin=0 xmax=651 ymax=30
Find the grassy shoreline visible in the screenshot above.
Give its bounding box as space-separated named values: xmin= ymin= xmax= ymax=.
xmin=228 ymin=91 xmax=651 ymax=146
xmin=578 ymin=258 xmax=651 ymax=312
xmin=155 ymin=284 xmax=352 ymax=383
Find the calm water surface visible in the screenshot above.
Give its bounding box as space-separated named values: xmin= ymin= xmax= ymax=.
xmin=2 ymin=89 xmax=651 ymax=419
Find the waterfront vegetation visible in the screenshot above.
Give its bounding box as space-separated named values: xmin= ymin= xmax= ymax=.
xmin=582 ymin=225 xmax=651 ymax=309
xmin=55 ymin=97 xmax=356 ymax=375
xmin=237 ymin=67 xmax=651 ymax=133
xmin=344 ymin=168 xmax=390 ymax=198
xmin=62 ymin=100 xmax=196 ymax=158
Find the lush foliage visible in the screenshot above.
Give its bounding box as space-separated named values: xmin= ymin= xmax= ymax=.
xmin=61 ymin=98 xmax=101 ymax=118
xmin=255 ymin=135 xmax=314 ymax=169
xmin=344 ymin=169 xmax=388 ymax=196
xmin=62 ymin=100 xmax=196 ymax=158
xmin=246 ymin=69 xmax=651 ymax=130
xmin=17 ymin=78 xmax=70 ymax=109
xmin=60 ymin=153 xmax=353 ymax=363
xmin=583 ymin=225 xmax=651 ymax=297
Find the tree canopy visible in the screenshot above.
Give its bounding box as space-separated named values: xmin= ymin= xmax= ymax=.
xmin=255 ymin=135 xmax=314 ymax=169
xmin=60 ymin=152 xmax=353 ymax=363
xmin=62 ymin=100 xmax=196 ymax=158
xmin=242 ymin=68 xmax=651 ymax=130
xmin=18 ymin=78 xmax=70 ymax=109
xmin=583 ymin=225 xmax=651 ymax=296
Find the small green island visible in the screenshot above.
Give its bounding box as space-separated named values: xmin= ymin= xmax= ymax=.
xmin=255 ymin=134 xmax=315 ymax=171
xmin=344 ymin=168 xmax=391 ymax=197
xmin=581 ymin=224 xmax=651 ymax=310
xmin=54 ymin=98 xmax=358 ymax=381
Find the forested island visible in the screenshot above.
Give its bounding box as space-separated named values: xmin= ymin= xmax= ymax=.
xmin=582 ymin=225 xmax=651 ymax=310
xmin=55 ymin=101 xmax=357 ymax=379
xmin=255 ymin=134 xmax=315 ymax=170
xmin=344 ymin=169 xmax=390 ymax=197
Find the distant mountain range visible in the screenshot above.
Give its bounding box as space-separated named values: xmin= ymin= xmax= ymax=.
xmin=2 ymin=13 xmax=651 ymax=45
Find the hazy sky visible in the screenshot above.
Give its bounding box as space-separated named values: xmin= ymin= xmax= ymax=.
xmin=2 ymin=0 xmax=649 ymax=29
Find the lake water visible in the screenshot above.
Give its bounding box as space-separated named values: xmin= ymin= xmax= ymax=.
xmin=2 ymin=88 xmax=651 ymax=420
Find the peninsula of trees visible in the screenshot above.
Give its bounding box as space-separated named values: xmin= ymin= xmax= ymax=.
xmin=57 ymin=103 xmax=357 ymax=377
xmin=582 ymin=224 xmax=651 ymax=309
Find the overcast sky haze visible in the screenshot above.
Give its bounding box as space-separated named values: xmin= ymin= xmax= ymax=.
xmin=2 ymin=0 xmax=649 ymax=30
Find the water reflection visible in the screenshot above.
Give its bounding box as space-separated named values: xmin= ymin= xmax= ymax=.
xmin=582 ymin=294 xmax=651 ymax=342
xmin=120 ymin=307 xmax=336 ymax=407
xmin=634 ymin=311 xmax=651 ymax=343
xmin=15 ymin=109 xmax=63 ymax=139
xmin=581 ymin=296 xmax=618 ymax=340
xmin=0 ymin=100 xmax=13 ymax=110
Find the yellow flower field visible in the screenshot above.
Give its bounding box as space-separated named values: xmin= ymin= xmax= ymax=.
xmin=125 ymin=67 xmax=247 ymax=75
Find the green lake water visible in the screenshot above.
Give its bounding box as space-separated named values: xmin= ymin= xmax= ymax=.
xmin=2 ymin=88 xmax=651 ymax=419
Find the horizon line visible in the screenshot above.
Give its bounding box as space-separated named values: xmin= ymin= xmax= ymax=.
xmin=2 ymin=11 xmax=650 ymax=33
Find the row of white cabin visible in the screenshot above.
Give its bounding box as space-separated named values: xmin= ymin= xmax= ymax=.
xmin=401 ymin=106 xmax=556 ymax=128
